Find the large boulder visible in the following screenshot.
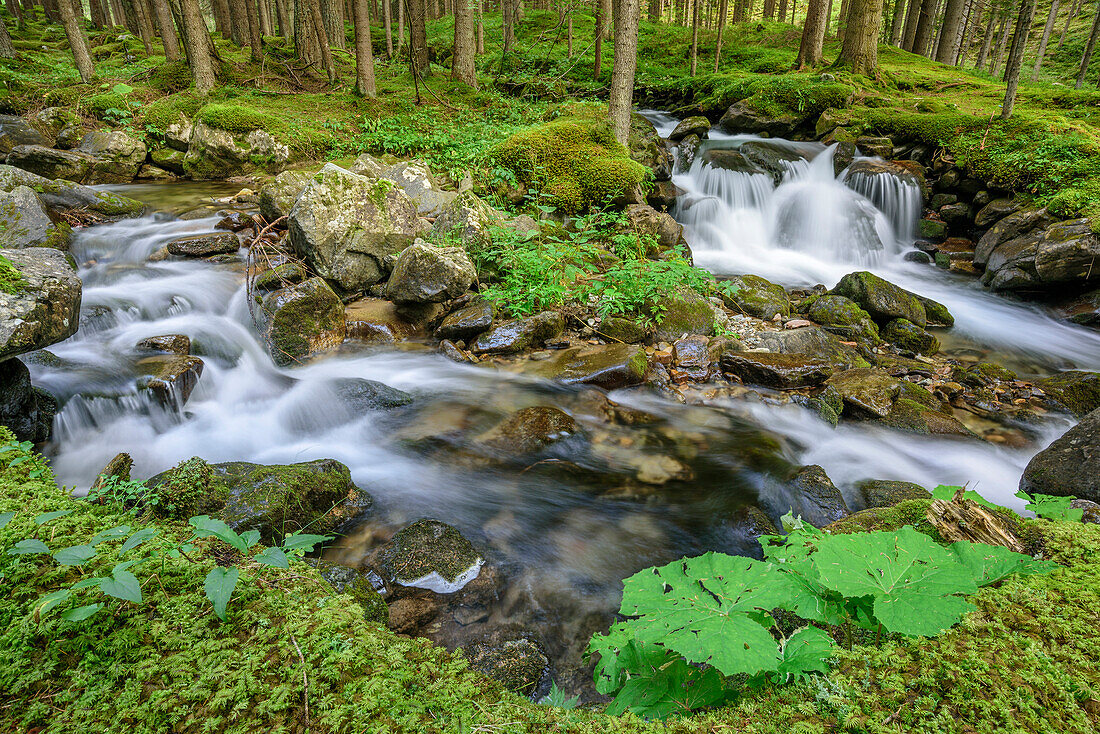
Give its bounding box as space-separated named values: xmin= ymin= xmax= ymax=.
xmin=719 ymin=351 xmax=837 ymax=389
xmin=262 ymin=277 xmax=347 ymax=366
xmin=385 ymin=240 xmax=476 ymax=304
xmin=830 ymin=271 xmax=927 ymax=327
xmin=628 ymin=113 xmax=673 ymax=182
xmin=807 ymin=294 xmax=880 ymax=344
xmin=0 ymin=186 xmax=70 ymax=250
xmin=31 ymin=108 xmax=79 ymax=143
xmin=76 ymin=129 xmax=147 ymax=183
xmin=183 ymin=120 xmax=290 ymax=180
xmin=287 ymin=164 xmax=427 ymax=292
xmin=621 ymin=204 xmax=687 ymax=257
xmin=719 ymin=100 xmax=802 ymax=137
xmin=136 ymin=354 xmax=204 ymax=407
xmin=1037 ymin=371 xmax=1100 ymax=418
xmin=843 ymin=159 xmax=923 ymax=202
xmin=0 ymin=165 xmax=143 ymax=218
xmin=0 ymin=248 xmax=81 ymax=360
xmin=881 ymin=318 xmax=938 ymax=355
xmin=166 ymin=232 xmax=240 ymax=258
xmin=148 ymin=456 xmax=371 ymax=543
xmin=6 ymin=145 xmax=95 ymax=182
xmin=856 ymin=479 xmax=931 ymax=509
xmin=979 ymin=214 xmax=1100 ymax=292
xmin=258 ymin=169 xmax=312 ymax=223
xmin=0 ymin=114 xmax=51 ymax=154
xmin=353 ymin=157 xmax=458 ymax=217
xmin=701 ymin=149 xmax=763 ymax=174
xmin=516 ymin=343 xmax=649 ymax=389
xmin=432 ymin=190 xmax=503 ymax=248
xmin=653 ymin=288 xmax=715 ymax=342
xmin=720 ymin=274 xmax=790 ymax=319
xmin=1020 ymin=409 xmax=1100 ymax=503
xmin=761 ymin=464 xmax=850 ymax=528
xmin=0 ymin=358 xmax=55 ymax=443
xmin=755 ymin=326 xmax=862 ymax=370
xmin=739 ymin=141 xmax=807 ymax=184
xmin=669 ymin=115 xmax=710 ymax=142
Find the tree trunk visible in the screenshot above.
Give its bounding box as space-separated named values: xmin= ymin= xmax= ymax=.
xmin=502 ymin=0 xmax=513 ymax=51
xmin=911 ymin=0 xmax=936 ymax=54
xmin=649 ymin=0 xmax=660 ymax=19
xmin=397 ymin=0 xmax=404 ymax=52
xmin=247 ymin=0 xmax=264 ymax=58
xmin=990 ymin=1 xmax=1013 ymax=75
xmin=1001 ymin=0 xmax=1035 ymax=117
xmin=934 ymin=0 xmax=965 ymax=61
xmin=797 ymin=0 xmax=828 ymax=65
xmin=837 ymin=0 xmax=850 ymax=40
xmin=59 ymin=0 xmax=97 ymax=81
xmin=274 ymin=0 xmax=290 ymax=35
xmin=309 ymin=0 xmax=337 ymax=80
xmin=322 ymin=0 xmax=345 ymax=48
xmin=689 ymin=0 xmax=699 ymax=74
xmin=383 ymin=0 xmax=393 ymax=53
xmin=609 ymin=0 xmax=639 ymax=144
xmin=451 ymin=0 xmax=476 ymax=84
xmin=180 ymin=0 xmax=216 ymax=91
xmin=1030 ymin=0 xmax=1058 ymax=79
xmin=600 ymin=0 xmax=612 ymax=37
xmin=593 ymin=0 xmax=603 ymax=76
xmin=778 ymin=0 xmax=788 ymax=22
xmin=213 ymin=0 xmax=231 ymax=35
xmin=901 ymin=0 xmax=920 ymax=47
xmin=1057 ymin=0 xmax=1083 ymax=51
xmin=150 ymin=0 xmax=182 ymax=58
xmin=714 ymin=0 xmax=727 ymax=69
xmin=763 ymin=0 xmax=774 ymax=17
xmin=888 ymin=0 xmax=906 ymax=43
xmin=476 ymin=0 xmax=484 ymax=52
xmin=228 ymin=0 xmax=249 ymax=44
xmin=835 ymin=0 xmax=883 ymax=72
xmin=1078 ymin=1 xmax=1100 ymax=88
xmin=0 ymin=14 xmax=15 ymax=58
xmin=88 ymin=0 xmax=104 ymax=27
xmin=353 ymin=0 xmax=376 ymax=94
xmin=954 ymin=0 xmax=975 ymax=63
xmin=409 ymin=0 xmax=429 ymax=76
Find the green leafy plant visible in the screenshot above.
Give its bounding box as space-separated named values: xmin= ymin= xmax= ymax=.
xmin=0 ymin=440 xmax=46 ymax=479
xmin=538 ymin=682 xmax=580 ymax=709
xmin=1015 ymin=489 xmax=1085 ymax=522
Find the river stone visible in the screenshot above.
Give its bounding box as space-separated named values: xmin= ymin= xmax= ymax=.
xmin=0 ymin=165 xmax=143 ymax=218
xmin=826 ymin=368 xmax=902 ymax=418
xmin=183 ymin=120 xmax=290 ymax=179
xmin=473 ymin=311 xmax=564 ymax=354
xmin=288 ymin=164 xmax=427 ymax=292
xmin=150 ymin=148 xmax=186 ymax=176
xmin=599 ymin=316 xmax=648 ymax=343
xmin=136 ymin=354 xmax=204 ymax=407
xmin=807 ymin=295 xmax=880 ymax=344
xmin=628 ymin=113 xmax=673 ymax=182
xmin=881 ymin=318 xmax=938 ymax=355
xmin=755 ymin=327 xmax=862 ymax=370
xmin=856 ymin=479 xmax=931 ymax=509
xmin=330 ymin=377 xmax=414 ymax=410
xmin=622 ymin=203 xmax=687 ymax=256
xmin=136 ymin=334 xmax=191 ymax=355
xmin=648 ymin=180 xmax=685 ymax=210
xmin=718 ymin=100 xmax=802 ymax=137
xmin=0 ymin=114 xmax=50 ymax=154
xmin=262 ymin=277 xmax=346 ymax=366
xmin=1020 ymin=409 xmax=1100 ymax=503
xmin=780 ymin=464 xmax=851 ymax=528
xmin=973 ymin=206 xmax=1053 ymax=268
xmin=845 ymin=159 xmax=920 ymax=191
xmin=477 ymin=406 xmax=578 ymax=455
xmin=137 ymin=164 xmax=175 ymax=181
xmin=0 ymin=358 xmax=53 ymax=442
xmin=831 ymin=271 xmax=926 ymax=327
xmin=669 ymin=115 xmax=710 ymax=142
xmin=653 ymin=288 xmax=715 ymax=342
xmin=435 ymin=301 xmax=493 ymax=341
xmin=76 ymin=129 xmax=147 ymax=183
xmin=739 ymin=141 xmax=807 ymax=184
xmin=677 ymin=133 xmax=702 ymax=170
xmin=719 ymin=351 xmax=836 ymax=389
xmin=376 ymin=159 xmax=457 ymax=217
xmin=974 ymin=198 xmax=1020 ymax=229
xmin=6 ymin=144 xmax=95 ymax=182
xmin=148 ymin=456 xmax=371 ymax=543
xmin=877 ymin=397 xmax=973 ymax=437
xmin=255 ymin=263 xmax=309 ymax=293
xmin=0 ymin=247 xmax=81 ymax=360
xmin=916 ymin=295 xmax=954 ymax=327
xmin=720 ymin=274 xmax=790 ymax=319
xmin=312 ymin=560 xmax=387 ymax=623
xmin=385 ymin=240 xmax=476 ymax=304
xmin=1037 ymin=371 xmax=1100 ymax=418
xmin=216 ymin=211 xmax=253 ymax=232
xmin=701 ymin=149 xmax=761 ymax=174
xmin=258 ymin=169 xmax=312 ymax=222
xmin=344 ymin=297 xmax=424 ymax=343
xmin=166 ymin=232 xmax=240 ymax=258
xmin=0 ymin=186 xmax=70 ymax=250
xmin=164 ymin=115 xmax=193 ymax=152
xmin=432 ymin=190 xmax=503 ymax=247
xmin=1033 ymin=218 xmax=1100 ymax=285
xmin=378 ymin=518 xmax=482 ymax=592
xmin=518 ymin=343 xmax=649 ymax=389
xmin=469 ymin=638 xmax=549 ymax=696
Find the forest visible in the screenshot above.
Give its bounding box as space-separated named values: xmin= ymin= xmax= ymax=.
xmin=2 ymin=0 xmax=1100 ymax=730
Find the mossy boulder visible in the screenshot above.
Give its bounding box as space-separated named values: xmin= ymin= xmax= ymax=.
xmin=288 ymin=164 xmax=428 ymax=292
xmin=0 ymin=247 xmax=81 ymax=360
xmin=720 ymin=274 xmax=790 ymax=319
xmin=254 ymin=262 xmax=309 ymax=293
xmin=621 ymin=203 xmax=687 ymax=257
xmin=826 ymin=368 xmax=902 ymax=418
xmin=150 ymin=148 xmax=186 ymax=176
xmin=166 ymin=232 xmax=240 ymax=258
xmin=432 ymin=190 xmax=504 ymax=248
xmin=135 ymin=354 xmax=204 ymax=407
xmin=825 ymin=498 xmax=938 ymax=536
xmin=669 ymin=115 xmax=710 ymax=142
xmin=258 ymin=169 xmax=312 ymax=222
xmin=719 ymin=351 xmax=837 ymax=389
xmin=183 ymin=119 xmax=290 ymax=180
xmin=385 ymin=240 xmax=476 ymax=304
xmin=881 ymin=318 xmax=939 ymax=355
xmin=628 ymin=113 xmax=673 ymax=182
xmin=1037 ymin=371 xmax=1100 ymax=418
xmin=653 ymin=288 xmax=715 ymax=342
xmin=856 ymin=479 xmax=931 ymax=509
xmin=472 ymin=311 xmax=564 ymax=354
xmin=494 ymin=115 xmax=649 ymax=214
xmin=0 ymin=186 xmax=70 ymax=250
xmin=807 ymin=294 xmax=881 ymax=345
xmin=830 ymin=271 xmax=927 ymax=327
xmin=1021 ymin=409 xmax=1100 ymax=503
xmin=312 ymin=560 xmax=388 ymax=623
xmin=262 ymin=277 xmax=346 ymax=366
xmin=0 ymin=114 xmax=49 ymax=154
xmin=468 ymin=638 xmax=549 ymax=696
xmin=377 ymin=518 xmax=482 ymax=592
xmin=6 ymin=144 xmax=94 ymax=182
xmin=76 ymin=130 xmax=147 ymax=183
xmin=0 ymin=164 xmax=143 ymax=218
xmin=0 ymin=358 xmax=53 ymax=442
xmin=598 ymin=315 xmax=649 ymax=343
xmin=147 ymin=456 xmax=371 ymax=543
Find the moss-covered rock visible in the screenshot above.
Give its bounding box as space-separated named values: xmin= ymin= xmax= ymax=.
xmin=75 ymin=129 xmax=147 ymax=184
xmin=472 ymin=311 xmax=564 ymax=354
xmin=183 ymin=119 xmax=290 ymax=180
xmin=385 ymin=240 xmax=476 ymax=304
xmin=825 ymin=498 xmax=938 ymax=536
xmin=669 ymin=115 xmax=710 ymax=142
xmin=0 ymin=186 xmax=70 ymax=250
xmin=517 ymin=343 xmax=650 ymax=389
xmin=1021 ymin=409 xmax=1100 ymax=502
xmin=598 ymin=315 xmax=649 ymax=343
xmin=881 ymin=318 xmax=939 ymax=355
xmin=653 ymin=287 xmax=715 ymax=342
xmin=468 ymin=638 xmax=549 ymax=696
xmin=262 ymin=277 xmax=346 ymax=366
xmin=253 ymin=262 xmax=309 ymax=293
xmin=721 ymin=274 xmax=790 ymax=319
xmin=1037 ymin=370 xmax=1100 ymax=418
xmin=147 ymin=456 xmax=370 ymax=543
xmin=0 ymin=247 xmax=81 ymax=361
xmin=856 ymin=479 xmax=932 ymax=509
xmin=432 ymin=190 xmax=504 ymax=248
xmin=826 ymin=368 xmax=902 ymax=418
xmin=378 ymin=518 xmax=482 ymax=591
xmin=312 ymin=560 xmax=388 ymax=623
xmin=258 ymin=169 xmax=312 ymax=223
xmin=807 ymin=294 xmax=881 ymax=344
xmin=830 ymin=271 xmax=927 ymax=326
xmin=628 ymin=112 xmax=673 ymax=182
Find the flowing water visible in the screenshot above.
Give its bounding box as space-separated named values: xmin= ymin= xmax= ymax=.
xmin=24 ymin=119 xmax=1100 ymax=693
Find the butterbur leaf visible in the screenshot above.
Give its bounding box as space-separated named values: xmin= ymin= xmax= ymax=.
xmin=254 ymin=546 xmax=289 ymax=569
xmin=90 ymin=525 xmax=130 ymax=545
xmin=205 ymin=566 xmax=239 ymax=620
xmin=119 ymin=528 xmax=159 ymax=555
xmin=8 ymin=539 xmax=49 ymax=555
xmin=773 ymin=626 xmax=833 ymax=683
xmin=282 ymin=532 xmax=331 ymax=552
xmin=932 ymin=485 xmax=1002 ymax=511
xmin=603 ymin=640 xmax=726 ymax=720
xmin=61 ymin=604 xmax=101 ymax=622
xmin=34 ymin=510 xmax=73 ymax=525
xmin=1015 ymin=489 xmax=1085 ymax=522
xmin=587 ymin=623 xmax=643 ymax=695
xmin=100 ymin=570 xmax=142 ymax=604
xmin=52 ymin=545 xmax=96 ymax=566
xmin=950 ymin=541 xmax=1058 ymax=587
xmin=0 ymin=511 xmax=14 ymax=529
xmin=35 ymin=589 xmax=71 ymax=616
xmin=619 ymin=552 xmax=797 ymax=676
xmin=813 ymin=527 xmax=978 ymax=636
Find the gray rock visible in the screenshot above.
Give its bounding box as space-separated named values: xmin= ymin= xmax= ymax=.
xmin=764 ymin=464 xmax=850 ymax=528
xmin=719 ymin=350 xmax=837 ymax=388
xmin=385 ymin=240 xmax=476 ymax=304
xmin=288 ymin=164 xmax=427 ymax=292
xmin=973 ymin=206 xmax=1053 ymax=267
xmin=739 ymin=141 xmax=807 ymax=184
xmin=473 ymin=311 xmax=564 ymax=354
xmin=825 ymin=368 xmax=902 ymax=419
xmin=669 ymin=115 xmax=711 ymax=142
xmin=0 ymin=186 xmax=70 ymax=250
xmin=166 ymin=232 xmax=240 ymax=258
xmin=378 ymin=518 xmax=482 ymax=591
xmin=136 ymin=354 xmax=204 ymax=407
xmin=1020 ymin=409 xmax=1100 ymax=503
xmin=622 ymin=203 xmax=687 ymax=256
xmin=262 ymin=277 xmax=347 ymax=366
xmin=629 ymin=113 xmax=673 ymax=182
xmin=258 ymin=169 xmax=312 ymax=223
xmin=183 ymin=120 xmax=290 ymax=179
xmin=330 ymin=377 xmax=414 ymax=410
xmin=76 ymin=129 xmax=147 ymax=183
xmin=0 ymin=114 xmax=50 ymax=154
xmin=755 ymin=327 xmax=861 ymax=369
xmin=435 ymin=301 xmax=493 ymax=341
xmin=0 ymin=357 xmax=54 ymax=442
xmin=6 ymin=144 xmax=95 ymax=182
xmin=0 ymin=248 xmax=81 ymax=360
xmin=973 ymin=198 xmax=1019 ymax=229
xmin=701 ymin=149 xmax=763 ymax=174
xmin=719 ymin=100 xmax=802 ymax=137
xmin=677 ymin=133 xmax=702 ymax=171
xmin=0 ymin=164 xmax=143 ymax=218
xmin=432 ymin=190 xmax=504 ymax=247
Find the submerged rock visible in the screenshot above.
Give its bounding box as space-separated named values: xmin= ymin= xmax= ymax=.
xmin=148 ymin=456 xmax=370 ymax=543
xmin=826 ymin=368 xmax=902 ymax=418
xmin=719 ymin=351 xmax=836 ymax=389
xmin=262 ymin=277 xmax=346 ymax=366
xmin=0 ymin=247 xmax=81 ymax=360
xmin=434 ymin=301 xmax=494 ymax=341
xmin=468 ymin=637 xmax=549 ymax=696
xmin=378 ymin=518 xmax=482 ymax=593
xmin=166 ymin=232 xmax=240 ymax=258
xmin=476 ymin=406 xmax=578 ymax=456
xmin=344 ymin=297 xmax=425 ymax=344
xmin=1020 ymin=409 xmax=1100 ymax=503
xmin=856 ymin=479 xmax=931 ymax=509
xmin=136 ymin=354 xmax=204 ymax=406
xmin=517 ymin=343 xmax=649 ymax=389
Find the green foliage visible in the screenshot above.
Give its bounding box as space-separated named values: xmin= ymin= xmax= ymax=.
xmin=1016 ymin=489 xmax=1085 ymax=522
xmin=0 ymin=255 xmax=25 ymax=295
xmin=539 ymin=682 xmax=581 ymax=709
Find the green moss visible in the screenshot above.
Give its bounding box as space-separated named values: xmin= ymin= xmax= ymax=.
xmin=195 ymin=103 xmax=284 ymax=134
xmin=140 ymin=93 xmax=202 ymax=135
xmin=0 ymin=255 xmax=25 ymax=295
xmin=148 ymin=61 xmax=192 ymax=93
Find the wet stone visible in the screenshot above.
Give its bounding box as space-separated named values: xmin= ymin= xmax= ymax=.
xmin=136 ymin=334 xmax=191 ymax=355
xmin=473 ymin=312 xmax=565 ymax=354
xmin=825 ymin=368 xmax=902 ymax=418
xmin=136 ymin=354 xmax=204 ymax=407
xmin=215 ymin=211 xmax=254 ymax=232
xmin=166 ymin=232 xmax=240 ymax=258
xmin=435 ymin=301 xmax=493 ymax=341
xmin=517 ymin=343 xmax=649 ymax=389
xmin=378 ymin=519 xmax=483 ymax=593
xmin=719 ymin=351 xmax=837 ymax=389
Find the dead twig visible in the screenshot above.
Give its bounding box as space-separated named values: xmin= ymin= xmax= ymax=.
xmin=290 ymin=634 xmax=310 ymax=731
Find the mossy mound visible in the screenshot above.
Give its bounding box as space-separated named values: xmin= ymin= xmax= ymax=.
xmin=194 ymin=103 xmax=284 ymax=135
xmin=493 ymin=113 xmax=649 ymax=213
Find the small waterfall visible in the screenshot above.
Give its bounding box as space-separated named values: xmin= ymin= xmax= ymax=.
xmin=844 ymin=163 xmax=922 ymax=245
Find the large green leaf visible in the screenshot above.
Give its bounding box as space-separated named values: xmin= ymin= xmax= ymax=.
xmin=190 ymin=516 xmax=249 ymax=553
xmin=254 ymin=546 xmax=289 ymax=569
xmin=761 ymin=525 xmax=845 ymax=626
xmin=7 ymin=539 xmax=49 ymax=555
xmin=100 ymin=570 xmax=143 ymax=604
xmin=282 ymin=532 xmax=331 ymax=553
xmin=205 ymin=566 xmax=239 ymax=620
xmin=949 ymin=541 xmax=1058 ymax=587
xmin=1015 ymin=489 xmax=1084 ymax=522
xmin=61 ymin=603 xmax=101 ymax=622
xmin=600 ymin=637 xmax=726 ymax=720
xmin=0 ymin=511 xmax=14 ymax=529
xmin=119 ymin=528 xmax=159 ymax=555
xmin=34 ymin=510 xmax=73 ymax=525
xmin=619 ymin=553 xmax=798 ymax=675
xmin=52 ymin=544 xmax=96 ymax=566
xmin=772 ymin=626 xmax=833 ymax=683
xmin=90 ymin=525 xmax=131 ymax=545
xmin=812 ymin=527 xmax=978 ymax=637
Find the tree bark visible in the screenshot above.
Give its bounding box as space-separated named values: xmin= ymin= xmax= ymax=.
xmin=451 ymin=0 xmax=476 ymax=84
xmin=247 ymin=0 xmax=264 ymax=58
xmin=88 ymin=0 xmax=104 ymax=27
xmin=649 ymin=0 xmax=660 ymax=18
xmin=228 ymin=0 xmax=249 ymax=44
xmin=954 ymin=0 xmax=975 ymax=63
xmin=609 ymin=0 xmax=639 ymax=144
xmin=274 ymin=0 xmax=290 ymax=35
xmin=150 ymin=0 xmax=182 ymax=58
xmin=383 ymin=0 xmax=393 ymax=53
xmin=901 ymin=0 xmax=920 ymax=47
xmin=322 ymin=0 xmax=345 ymax=48
xmin=835 ymin=0 xmax=884 ymax=72
xmin=180 ymin=0 xmax=216 ymax=92
xmin=714 ymin=0 xmax=727 ymax=69
xmin=0 ymin=14 xmax=16 ymax=58
xmin=888 ymin=0 xmax=906 ymax=43
xmin=353 ymin=0 xmax=376 ymax=94
xmin=933 ymin=0 xmax=965 ymax=61
xmin=911 ymin=0 xmax=936 ymax=54
xmin=476 ymin=0 xmax=484 ymax=52
xmin=600 ymin=0 xmax=612 ymax=37
xmin=59 ymin=0 xmax=97 ymax=81
xmin=1057 ymin=0 xmax=1083 ymax=51
xmin=502 ymin=0 xmax=514 ymax=52
xmin=797 ymin=0 xmax=829 ymax=65
xmin=837 ymin=0 xmax=850 ymax=41
xmin=1000 ymin=0 xmax=1035 ymax=116
xmin=763 ymin=0 xmax=774 ymax=17
xmin=593 ymin=0 xmax=603 ymax=76
xmin=1078 ymin=1 xmax=1100 ymax=88
xmin=989 ymin=1 xmax=1013 ymax=75
xmin=408 ymin=0 xmax=429 ymax=76
xmin=1030 ymin=0 xmax=1058 ymax=79
xmin=689 ymin=0 xmax=699 ymax=74
xmin=397 ymin=0 xmax=404 ymax=52
xmin=309 ymin=0 xmax=337 ymax=81
xmin=212 ymin=0 xmax=231 ymax=35
xmin=778 ymin=0 xmax=788 ymax=22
